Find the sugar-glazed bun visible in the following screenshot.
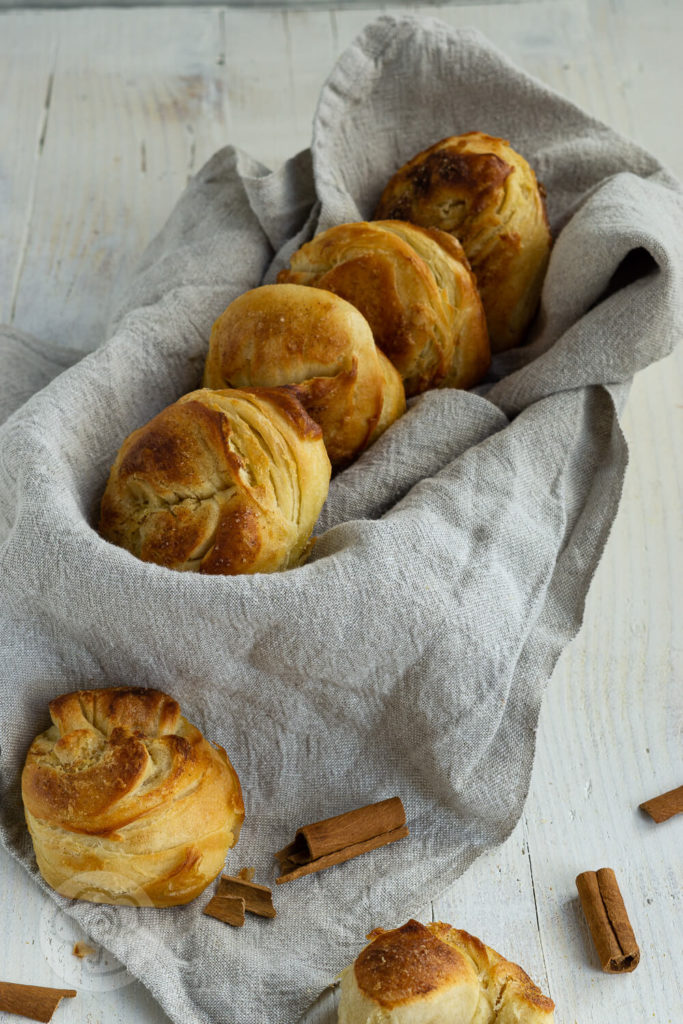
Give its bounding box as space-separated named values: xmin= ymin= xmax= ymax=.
xmin=204 ymin=284 xmax=405 ymax=467
xmin=278 ymin=221 xmax=489 ymax=398
xmin=375 ymin=133 xmax=552 ymax=352
xmin=338 ymin=919 xmax=555 ymax=1023
xmin=99 ymin=386 xmax=331 ymax=574
xmin=22 ymin=688 xmax=244 ymax=907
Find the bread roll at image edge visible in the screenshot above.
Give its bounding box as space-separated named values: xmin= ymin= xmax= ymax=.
xmin=338 ymin=919 xmax=555 ymax=1023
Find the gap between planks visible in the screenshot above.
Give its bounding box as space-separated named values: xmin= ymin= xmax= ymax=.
xmin=8 ymin=43 xmax=57 ymax=326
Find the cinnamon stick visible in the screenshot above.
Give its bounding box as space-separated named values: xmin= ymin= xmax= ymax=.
xmin=277 ymin=824 xmax=409 ymax=884
xmin=277 ymin=797 xmax=406 ymax=864
xmin=576 ymin=868 xmax=640 ymax=973
xmin=0 ymin=981 xmax=77 ymax=1022
xmin=640 ymin=785 xmax=683 ymax=823
xmin=203 ymin=894 xmax=246 ymax=927
xmin=217 ymin=875 xmax=276 ymax=918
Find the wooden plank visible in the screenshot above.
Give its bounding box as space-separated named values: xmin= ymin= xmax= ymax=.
xmin=590 ymin=0 xmax=683 ymax=173
xmin=5 ymin=8 xmax=231 ymax=351
xmin=221 ymin=8 xmax=334 ymax=167
xmin=0 ymin=16 xmax=56 ymax=325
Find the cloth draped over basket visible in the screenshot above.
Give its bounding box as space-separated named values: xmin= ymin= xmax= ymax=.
xmin=1 ymin=15 xmax=681 ymax=1024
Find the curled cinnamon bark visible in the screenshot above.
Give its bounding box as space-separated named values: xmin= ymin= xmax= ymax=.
xmin=277 ymin=825 xmax=409 ymax=883
xmin=276 ymin=797 xmax=408 ymax=883
xmin=0 ymin=981 xmax=76 ymax=1022
xmin=576 ymin=868 xmax=640 ymax=973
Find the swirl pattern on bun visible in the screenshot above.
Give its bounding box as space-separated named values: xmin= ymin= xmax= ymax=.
xmin=99 ymin=386 xmax=331 ymax=574
xmin=375 ymin=133 xmax=552 ymax=352
xmin=21 ymin=688 xmax=244 ymax=907
xmin=204 ymin=284 xmax=405 ymax=467
xmin=278 ymin=220 xmax=489 ymax=397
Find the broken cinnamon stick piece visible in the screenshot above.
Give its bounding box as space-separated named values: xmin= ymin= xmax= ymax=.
xmin=277 ymin=824 xmax=409 ymax=884
xmin=217 ymin=875 xmax=276 ymax=918
xmin=639 ymin=785 xmax=683 ymax=823
xmin=576 ymin=868 xmax=640 ymax=973
xmin=72 ymin=942 xmax=95 ymax=959
xmin=237 ymin=866 xmax=256 ymax=882
xmin=203 ymin=894 xmax=246 ymax=927
xmin=0 ymin=981 xmax=77 ymax=1022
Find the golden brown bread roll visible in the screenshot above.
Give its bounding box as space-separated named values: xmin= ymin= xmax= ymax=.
xmin=21 ymin=688 xmax=244 ymax=907
xmin=338 ymin=919 xmax=555 ymax=1023
xmin=203 ymin=284 xmax=405 ymax=467
xmin=99 ymin=386 xmax=331 ymax=574
xmin=374 ymin=133 xmax=552 ymax=352
xmin=278 ymin=220 xmax=489 ymax=397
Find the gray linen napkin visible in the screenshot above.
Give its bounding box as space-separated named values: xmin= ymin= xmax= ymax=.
xmin=1 ymin=15 xmax=682 ymax=1024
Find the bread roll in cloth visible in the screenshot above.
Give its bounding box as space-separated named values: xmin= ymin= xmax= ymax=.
xmin=99 ymin=386 xmax=331 ymax=573
xmin=375 ymin=133 xmax=552 ymax=352
xmin=338 ymin=919 xmax=554 ymax=1023
xmin=203 ymin=284 xmax=405 ymax=466
xmin=21 ymin=688 xmax=244 ymax=907
xmin=278 ymin=221 xmax=489 ymax=397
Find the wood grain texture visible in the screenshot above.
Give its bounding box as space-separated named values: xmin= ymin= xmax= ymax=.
xmin=1 ymin=8 xmax=232 ymax=350
xmin=0 ymin=16 xmax=56 ymax=326
xmin=0 ymin=3 xmax=681 ymax=1023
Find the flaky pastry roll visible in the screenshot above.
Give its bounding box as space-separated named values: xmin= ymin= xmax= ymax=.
xmin=278 ymin=220 xmax=489 ymax=397
xmin=375 ymin=133 xmax=552 ymax=352
xmin=22 ymin=688 xmax=244 ymax=907
xmin=204 ymin=284 xmax=405 ymax=467
xmin=338 ymin=919 xmax=555 ymax=1023
xmin=99 ymin=386 xmax=331 ymax=574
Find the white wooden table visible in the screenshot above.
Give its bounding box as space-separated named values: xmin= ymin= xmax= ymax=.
xmin=1 ymin=3 xmax=681 ymax=1022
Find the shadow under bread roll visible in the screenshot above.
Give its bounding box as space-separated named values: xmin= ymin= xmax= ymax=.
xmin=99 ymin=386 xmax=331 ymax=574
xmin=22 ymin=687 xmax=244 ymax=907
xmin=338 ymin=919 xmax=555 ymax=1023
xmin=375 ymin=132 xmax=552 ymax=353
xmin=278 ymin=220 xmax=489 ymax=398
xmin=204 ymin=283 xmax=405 ymax=468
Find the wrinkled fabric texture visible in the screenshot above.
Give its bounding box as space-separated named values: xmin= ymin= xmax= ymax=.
xmin=1 ymin=16 xmax=682 ymax=1024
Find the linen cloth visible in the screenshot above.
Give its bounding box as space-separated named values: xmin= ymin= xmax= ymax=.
xmin=1 ymin=15 xmax=682 ymax=1024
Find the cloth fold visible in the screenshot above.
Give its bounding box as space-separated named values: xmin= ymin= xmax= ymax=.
xmin=1 ymin=15 xmax=681 ymax=1024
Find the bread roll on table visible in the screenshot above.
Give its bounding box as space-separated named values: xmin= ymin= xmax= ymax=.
xmin=22 ymin=688 xmax=244 ymax=907
xmin=338 ymin=919 xmax=555 ymax=1023
xmin=204 ymin=284 xmax=405 ymax=467
xmin=99 ymin=386 xmax=331 ymax=574
xmin=375 ymin=133 xmax=552 ymax=352
xmin=278 ymin=220 xmax=489 ymax=397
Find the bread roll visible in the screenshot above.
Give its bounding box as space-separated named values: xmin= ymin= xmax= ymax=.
xmin=338 ymin=919 xmax=555 ymax=1023
xmin=99 ymin=386 xmax=331 ymax=574
xmin=21 ymin=688 xmax=244 ymax=907
xmin=278 ymin=220 xmax=489 ymax=397
xmin=375 ymin=133 xmax=552 ymax=352
xmin=204 ymin=284 xmax=405 ymax=466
